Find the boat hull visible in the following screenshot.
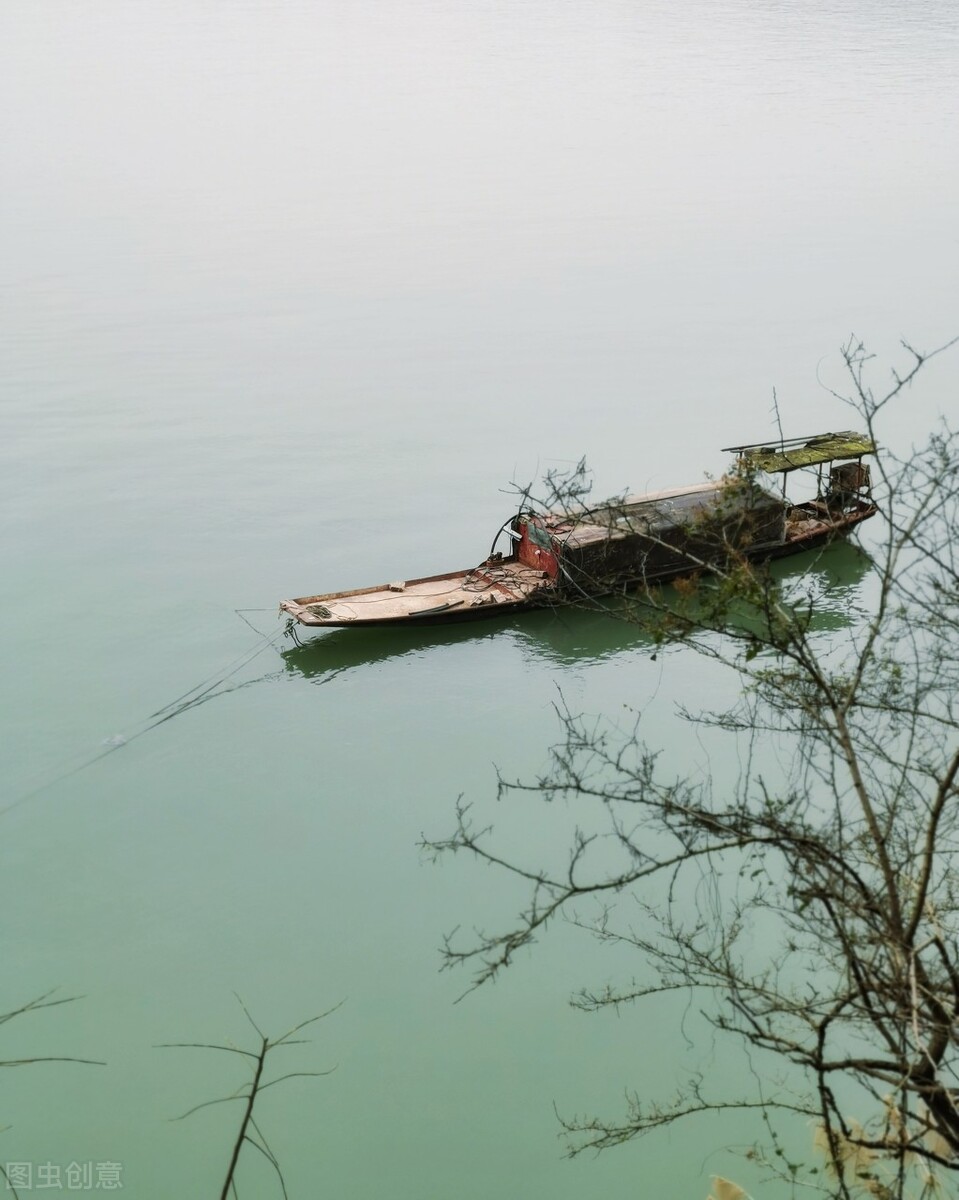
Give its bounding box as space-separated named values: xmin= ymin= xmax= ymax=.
xmin=279 ymin=561 xmax=554 ymax=629
xmin=280 ymin=502 xmax=876 ymax=632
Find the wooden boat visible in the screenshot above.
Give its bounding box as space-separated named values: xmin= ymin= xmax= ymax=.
xmin=280 ymin=432 xmax=877 ymax=631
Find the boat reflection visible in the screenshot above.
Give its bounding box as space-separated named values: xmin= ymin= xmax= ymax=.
xmin=280 ymin=540 xmax=873 ymax=681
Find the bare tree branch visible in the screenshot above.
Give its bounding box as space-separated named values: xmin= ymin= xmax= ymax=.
xmin=163 ymin=996 xmax=340 ymax=1198
xmin=427 ymin=338 xmax=959 ymax=1195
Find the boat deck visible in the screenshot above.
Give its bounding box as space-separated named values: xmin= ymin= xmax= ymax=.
xmin=281 ymin=560 xmax=554 ymax=626
xmin=784 ymin=499 xmax=875 ymax=542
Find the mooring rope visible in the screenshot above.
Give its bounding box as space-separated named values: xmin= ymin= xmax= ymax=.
xmin=145 ymin=612 xmax=284 ymax=720
xmin=0 ymin=614 xmax=291 ymax=819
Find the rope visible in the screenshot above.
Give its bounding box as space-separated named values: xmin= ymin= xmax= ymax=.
xmin=0 ymin=618 xmax=290 ymax=819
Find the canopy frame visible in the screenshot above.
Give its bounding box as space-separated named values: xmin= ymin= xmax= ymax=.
xmin=721 ymin=431 xmax=877 ymax=475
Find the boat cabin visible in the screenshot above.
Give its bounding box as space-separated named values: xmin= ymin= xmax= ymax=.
xmin=513 ymin=480 xmax=787 ymax=594
xmin=510 ymin=431 xmax=877 ymax=596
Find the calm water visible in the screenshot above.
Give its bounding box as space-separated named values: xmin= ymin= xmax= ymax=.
xmin=2 ymin=2 xmax=958 ymax=1196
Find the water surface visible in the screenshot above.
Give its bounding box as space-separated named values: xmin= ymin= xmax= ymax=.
xmin=2 ymin=2 xmax=958 ymax=1195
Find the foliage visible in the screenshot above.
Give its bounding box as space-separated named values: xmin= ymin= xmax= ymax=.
xmin=425 ymin=337 xmax=959 ymax=1198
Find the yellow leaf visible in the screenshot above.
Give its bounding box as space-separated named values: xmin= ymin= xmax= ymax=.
xmin=710 ymin=1176 xmax=749 ymax=1200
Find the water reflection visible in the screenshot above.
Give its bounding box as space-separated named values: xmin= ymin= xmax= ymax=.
xmin=280 ymin=540 xmax=872 ymax=680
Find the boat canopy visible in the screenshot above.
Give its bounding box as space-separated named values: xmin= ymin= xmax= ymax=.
xmin=532 ymin=480 xmax=787 ymax=586
xmin=722 ymin=431 xmax=876 ymax=474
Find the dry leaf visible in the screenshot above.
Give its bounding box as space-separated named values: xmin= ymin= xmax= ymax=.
xmin=709 ymin=1176 xmax=749 ymax=1200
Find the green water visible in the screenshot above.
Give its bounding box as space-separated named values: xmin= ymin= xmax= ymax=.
xmin=3 ymin=2 xmax=959 ymax=1196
